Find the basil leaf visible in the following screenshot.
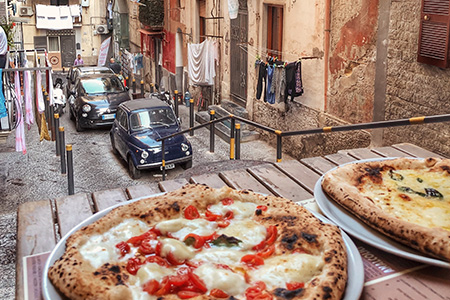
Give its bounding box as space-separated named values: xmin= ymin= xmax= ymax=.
xmin=211 ymin=234 xmax=242 ymax=247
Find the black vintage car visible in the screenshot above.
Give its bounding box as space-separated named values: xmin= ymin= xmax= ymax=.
xmin=68 ymin=73 xmax=132 ymax=131
xmin=65 ymin=66 xmax=115 ymax=99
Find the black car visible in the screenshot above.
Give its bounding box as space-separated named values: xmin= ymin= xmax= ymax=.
xmin=68 ymin=74 xmax=132 ymax=131
xmin=66 ymin=66 xmax=115 ymax=99
xmin=110 ymin=97 xmax=193 ymax=179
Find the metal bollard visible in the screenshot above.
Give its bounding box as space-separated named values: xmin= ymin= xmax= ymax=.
xmin=209 ymin=110 xmax=215 ymax=153
xmin=174 ymin=90 xmax=179 ymax=117
xmin=59 ymin=127 xmax=66 ymax=174
xmin=235 ymin=123 xmax=241 ymax=160
xmin=150 ymin=83 xmax=154 ymax=93
xmin=276 ymin=130 xmax=282 ymax=162
xmin=125 ymin=76 xmax=129 ymax=88
xmin=67 ymin=144 xmax=74 ymax=195
xmin=189 ymin=99 xmax=194 ymax=136
xmin=161 ymin=139 xmax=166 ymax=181
xmin=140 ymin=80 xmax=144 ymax=98
xmin=230 ymin=117 xmax=235 ymax=160
xmin=132 ymin=78 xmax=136 ymax=94
xmin=54 ymin=113 xmax=60 ymax=156
xmin=49 ymin=104 xmax=55 ymax=141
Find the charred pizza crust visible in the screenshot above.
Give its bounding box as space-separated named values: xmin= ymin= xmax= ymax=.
xmin=322 ymin=157 xmax=450 ymax=261
xmin=48 ymin=184 xmax=347 ymax=300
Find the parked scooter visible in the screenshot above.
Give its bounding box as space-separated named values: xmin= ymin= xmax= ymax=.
xmin=53 ymin=78 xmax=66 ymax=115
xmin=151 ymin=89 xmax=173 ymax=109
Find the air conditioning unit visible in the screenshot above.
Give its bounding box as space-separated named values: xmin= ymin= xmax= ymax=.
xmin=19 ymin=6 xmax=33 ymax=17
xmin=95 ymin=25 xmax=109 ymax=35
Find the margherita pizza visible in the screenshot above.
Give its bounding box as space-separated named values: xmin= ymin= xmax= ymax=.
xmin=322 ymin=157 xmax=450 ymax=261
xmin=48 ymin=184 xmax=348 ymax=300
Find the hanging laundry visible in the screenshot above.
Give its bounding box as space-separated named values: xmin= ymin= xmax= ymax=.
xmin=294 ymin=61 xmax=304 ymax=96
xmin=15 ymin=71 xmax=26 ymax=154
xmin=256 ymin=61 xmax=267 ymax=101
xmin=39 ymin=114 xmax=51 ymax=142
xmin=266 ymin=65 xmax=275 ymax=104
xmin=271 ymin=66 xmax=286 ymax=103
xmin=284 ymin=62 xmax=296 ymax=102
xmin=187 ymin=39 xmax=216 ymax=85
xmin=0 ymin=69 xmax=7 ymax=119
xmin=36 ymin=70 xmax=45 ymax=113
xmin=228 ymin=0 xmax=239 ymax=19
xmin=45 ymin=53 xmax=54 ymax=105
xmin=24 ymin=68 xmax=34 ymax=128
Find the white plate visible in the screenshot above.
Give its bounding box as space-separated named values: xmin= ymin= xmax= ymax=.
xmin=314 ymin=158 xmax=450 ymax=269
xmin=43 ymin=193 xmax=364 ymax=300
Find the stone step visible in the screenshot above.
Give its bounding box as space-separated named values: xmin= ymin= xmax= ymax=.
xmin=195 ymin=111 xmax=260 ymax=144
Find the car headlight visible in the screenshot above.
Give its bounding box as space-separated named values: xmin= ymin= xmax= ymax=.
xmin=181 ymin=143 xmax=189 ymax=152
xmin=141 ymin=150 xmax=149 ymax=159
xmin=82 ymin=104 xmax=91 ymax=112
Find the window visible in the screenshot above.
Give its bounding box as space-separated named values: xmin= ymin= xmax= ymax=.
xmin=198 ymin=0 xmax=206 ymax=42
xmin=417 ymin=0 xmax=450 ymax=68
xmin=267 ymin=5 xmax=283 ymax=59
xmin=50 ymin=0 xmax=69 ymax=5
xmin=48 ymin=37 xmax=59 ymax=52
xmin=34 ymin=36 xmax=47 ymax=51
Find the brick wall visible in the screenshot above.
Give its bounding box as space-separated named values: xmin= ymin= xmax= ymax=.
xmin=383 ymin=0 xmax=450 ymax=157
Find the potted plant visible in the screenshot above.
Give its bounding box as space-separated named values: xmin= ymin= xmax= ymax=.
xmin=139 ymin=0 xmax=164 ymax=31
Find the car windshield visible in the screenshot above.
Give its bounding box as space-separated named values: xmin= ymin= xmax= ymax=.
xmin=81 ymin=77 xmax=125 ymax=94
xmin=130 ymin=108 xmax=177 ymax=130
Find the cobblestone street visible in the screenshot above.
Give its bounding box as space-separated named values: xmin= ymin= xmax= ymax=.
xmin=0 ymin=96 xmax=289 ymax=299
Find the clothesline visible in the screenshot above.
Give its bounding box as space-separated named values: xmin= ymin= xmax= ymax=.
xmin=238 ymin=43 xmax=322 ymax=61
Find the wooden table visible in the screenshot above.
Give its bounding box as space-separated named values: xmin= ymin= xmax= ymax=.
xmin=16 ymin=143 xmax=449 ymax=300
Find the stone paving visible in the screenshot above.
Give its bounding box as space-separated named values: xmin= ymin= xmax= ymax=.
xmin=0 ymin=89 xmax=291 ymax=299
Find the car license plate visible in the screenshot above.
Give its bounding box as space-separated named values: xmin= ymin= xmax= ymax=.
xmin=102 ymin=113 xmax=116 ymax=120
xmin=160 ymin=163 xmax=175 ymax=170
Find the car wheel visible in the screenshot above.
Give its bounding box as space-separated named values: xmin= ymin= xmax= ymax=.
xmin=75 ymin=117 xmax=85 ymax=132
xmin=181 ymin=159 xmax=193 ymax=170
xmin=110 ymin=135 xmax=118 ymax=155
xmin=128 ymin=156 xmax=141 ymax=179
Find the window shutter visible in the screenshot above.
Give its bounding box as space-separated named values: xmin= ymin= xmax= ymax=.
xmin=417 ymin=0 xmax=450 ymax=68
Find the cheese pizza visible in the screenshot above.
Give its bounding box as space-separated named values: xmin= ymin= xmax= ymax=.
xmin=48 ymin=184 xmax=348 ymax=300
xmin=322 ymin=157 xmax=450 ymax=261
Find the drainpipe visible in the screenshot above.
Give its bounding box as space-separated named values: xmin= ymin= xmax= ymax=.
xmin=324 ymin=0 xmax=332 ymax=112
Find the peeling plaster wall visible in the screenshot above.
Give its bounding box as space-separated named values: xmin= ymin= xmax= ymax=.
xmin=327 ymin=0 xmax=379 ymax=124
xmin=383 ymin=0 xmax=450 ymax=156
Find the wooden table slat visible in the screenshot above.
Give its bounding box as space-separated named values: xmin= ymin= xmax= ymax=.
xmin=371 ymin=146 xmax=412 ymax=158
xmin=92 ymin=188 xmax=129 ymax=212
xmin=248 ymin=164 xmax=312 ymax=202
xmin=274 ymin=160 xmax=321 ymax=194
xmin=324 ymin=152 xmax=357 ymax=165
xmin=126 ymin=184 xmax=160 ymax=199
xmin=16 ymin=200 xmax=56 ymax=300
xmin=158 ymin=178 xmax=190 ymax=192
xmin=300 ymin=156 xmax=336 ymax=175
xmin=219 ymin=168 xmax=274 ymax=195
xmin=190 ymin=173 xmax=228 ymax=189
xmin=55 ymin=193 xmax=94 ymax=237
xmin=392 ymin=143 xmax=445 ymax=158
xmin=339 ymin=148 xmax=383 ymax=160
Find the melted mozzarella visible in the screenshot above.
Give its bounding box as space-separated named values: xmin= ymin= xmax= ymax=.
xmin=362 ymin=169 xmax=450 ymax=230
xmin=160 ymin=238 xmax=195 ymax=261
xmin=248 ymin=253 xmax=324 ymax=290
xmin=218 ymin=219 xmax=266 ymax=250
xmin=192 ymin=248 xmax=249 ymax=267
xmin=156 ymin=218 xmax=217 ymax=240
xmin=208 ymin=201 xmax=259 ymax=219
xmin=194 ymin=263 xmax=248 ymax=296
xmin=79 ymin=219 xmax=149 ymax=268
xmin=137 ymin=263 xmax=175 ymax=283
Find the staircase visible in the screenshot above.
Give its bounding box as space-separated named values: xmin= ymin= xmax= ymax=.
xmin=195 ymin=100 xmax=260 ymax=143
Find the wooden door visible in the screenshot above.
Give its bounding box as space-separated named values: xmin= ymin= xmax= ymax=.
xmin=60 ymin=35 xmax=76 ymax=67
xmin=230 ymin=0 xmax=248 ymax=106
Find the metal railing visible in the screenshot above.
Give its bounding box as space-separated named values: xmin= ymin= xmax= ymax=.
xmin=156 ymin=109 xmax=450 ymax=180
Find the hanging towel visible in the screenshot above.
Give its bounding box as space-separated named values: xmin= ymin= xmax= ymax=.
xmin=39 ymin=113 xmax=51 ymax=141
xmin=187 ymin=40 xmax=215 ymax=85
xmin=24 ymin=69 xmax=34 ymax=128
xmin=36 ymin=70 xmax=45 ymax=113
xmin=228 ymin=0 xmax=239 ymax=19
xmin=0 ymin=69 xmax=7 ymax=119
xmin=15 ymin=71 xmax=26 ymax=154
